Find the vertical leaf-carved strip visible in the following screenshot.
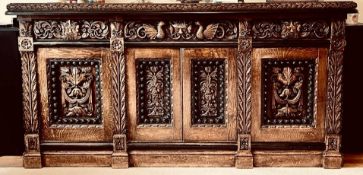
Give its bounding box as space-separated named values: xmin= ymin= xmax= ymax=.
xmin=111 ymin=52 xmax=121 ymax=134
xmin=326 ymin=20 xmax=345 ymax=134
xmin=110 ymin=21 xmax=126 ymax=135
xmin=21 ymin=52 xmax=38 ymax=134
xmin=237 ymin=21 xmax=252 ymax=134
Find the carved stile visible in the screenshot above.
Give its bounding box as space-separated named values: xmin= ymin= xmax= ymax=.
xmin=237 ymin=21 xmax=252 ymax=135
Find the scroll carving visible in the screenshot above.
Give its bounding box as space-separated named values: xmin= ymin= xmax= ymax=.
xmin=237 ymin=21 xmax=252 ymax=134
xmin=252 ymin=21 xmax=330 ymax=40
xmin=326 ymin=20 xmax=345 ymax=135
xmin=47 ymin=60 xmax=102 ymax=126
xmin=124 ymin=21 xmax=237 ymax=41
xmin=110 ymin=21 xmax=126 ymax=135
xmin=262 ymin=60 xmax=316 ymax=127
xmin=136 ymin=60 xmax=172 ymax=125
xmin=34 ymin=20 xmax=109 ymax=40
xmin=191 ymin=60 xmax=226 ymax=126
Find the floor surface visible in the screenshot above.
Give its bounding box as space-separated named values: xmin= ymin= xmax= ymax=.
xmin=1 ymin=167 xmax=363 ymax=175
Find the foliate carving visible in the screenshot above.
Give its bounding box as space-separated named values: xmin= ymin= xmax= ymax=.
xmin=81 ymin=21 xmax=109 ymax=39
xmin=25 ymin=134 xmax=40 ymax=153
xmin=113 ymin=134 xmax=127 ymax=152
xmin=326 ymin=20 xmax=345 ymax=135
xmin=237 ymin=21 xmax=252 ymax=134
xmin=191 ymin=59 xmax=226 ymax=126
xmin=47 ymin=59 xmax=102 ymax=126
xmin=110 ymin=21 xmax=126 ymax=134
xmin=7 ymin=2 xmax=357 ymax=13
xmin=18 ymin=37 xmax=33 ymax=52
xmin=34 ymin=20 xmax=109 ymax=40
xmin=19 ymin=21 xmax=32 ymax=37
xmin=21 ymin=51 xmax=39 ymax=134
xmin=262 ymin=60 xmax=316 ymax=127
xmin=110 ymin=37 xmax=124 ymax=52
xmin=238 ymin=134 xmax=251 ymax=151
xmin=252 ymin=21 xmax=330 ymax=40
xmin=136 ymin=60 xmax=172 ymax=126
xmin=124 ymin=21 xmax=237 ymax=41
xmin=325 ymin=135 xmax=341 ymax=152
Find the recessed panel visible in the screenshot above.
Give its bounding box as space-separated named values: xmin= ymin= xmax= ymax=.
xmin=191 ymin=59 xmax=226 ymax=126
xmin=261 ymin=59 xmax=316 ymax=127
xmin=47 ymin=59 xmax=102 ymax=126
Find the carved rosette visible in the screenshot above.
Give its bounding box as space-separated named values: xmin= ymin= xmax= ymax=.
xmin=47 ymin=59 xmax=102 ymax=127
xmin=326 ymin=20 xmax=345 ymax=136
xmin=252 ymin=21 xmax=330 ymax=40
xmin=34 ymin=20 xmax=109 ymax=40
xmin=261 ymin=60 xmax=316 ymax=128
xmin=136 ymin=60 xmax=172 ymax=126
xmin=18 ymin=37 xmax=34 ymax=52
xmin=124 ymin=21 xmax=237 ymax=41
xmin=191 ymin=59 xmax=226 ymax=126
xmin=237 ymin=21 xmax=252 ymax=135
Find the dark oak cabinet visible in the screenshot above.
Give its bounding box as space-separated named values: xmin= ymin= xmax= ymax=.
xmin=5 ymin=1 xmax=356 ymax=169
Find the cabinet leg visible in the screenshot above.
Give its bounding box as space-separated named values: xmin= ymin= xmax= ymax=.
xmin=112 ymin=134 xmax=129 ymax=168
xmin=323 ymin=135 xmax=342 ymax=169
xmin=23 ymin=134 xmax=42 ymax=168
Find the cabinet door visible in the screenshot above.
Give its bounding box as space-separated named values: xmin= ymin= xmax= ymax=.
xmin=183 ymin=48 xmax=237 ymax=142
xmin=251 ymin=48 xmax=327 ymax=142
xmin=127 ymin=48 xmax=182 ymax=142
xmin=38 ymin=48 xmax=113 ymax=142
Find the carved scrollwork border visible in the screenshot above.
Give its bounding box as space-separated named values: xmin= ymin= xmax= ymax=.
xmin=252 ymin=20 xmax=330 ymax=40
xmin=33 ymin=20 xmax=110 ymax=40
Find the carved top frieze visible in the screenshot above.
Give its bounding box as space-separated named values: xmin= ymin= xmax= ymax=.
xmin=252 ymin=21 xmax=330 ymax=40
xmin=7 ymin=2 xmax=356 ymax=15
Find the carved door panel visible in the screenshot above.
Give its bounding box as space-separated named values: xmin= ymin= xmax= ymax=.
xmin=251 ymin=48 xmax=328 ymax=142
xmin=37 ymin=48 xmax=113 ymax=142
xmin=126 ymin=48 xmax=182 ymax=142
xmin=182 ymin=48 xmax=237 ymax=142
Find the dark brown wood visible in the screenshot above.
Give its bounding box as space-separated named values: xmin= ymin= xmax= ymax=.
xmin=8 ymin=2 xmax=354 ymax=169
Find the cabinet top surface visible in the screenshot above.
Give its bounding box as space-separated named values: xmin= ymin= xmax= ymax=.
xmin=6 ymin=2 xmax=356 ymax=16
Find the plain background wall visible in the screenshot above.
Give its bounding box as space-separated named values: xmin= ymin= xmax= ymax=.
xmin=0 ymin=0 xmax=362 ymax=25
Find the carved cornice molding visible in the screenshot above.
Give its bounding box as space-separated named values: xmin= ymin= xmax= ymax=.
xmin=7 ymin=2 xmax=357 ymax=14
xmin=252 ymin=21 xmax=330 ymax=40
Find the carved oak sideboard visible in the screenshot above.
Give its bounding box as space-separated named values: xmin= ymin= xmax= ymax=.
xmin=6 ymin=2 xmax=356 ymax=169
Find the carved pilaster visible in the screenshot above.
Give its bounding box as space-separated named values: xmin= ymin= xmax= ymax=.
xmin=110 ymin=21 xmax=128 ymax=168
xmin=19 ymin=19 xmax=42 ymax=168
xmin=235 ymin=20 xmax=253 ymax=169
xmin=323 ymin=20 xmax=345 ymax=169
